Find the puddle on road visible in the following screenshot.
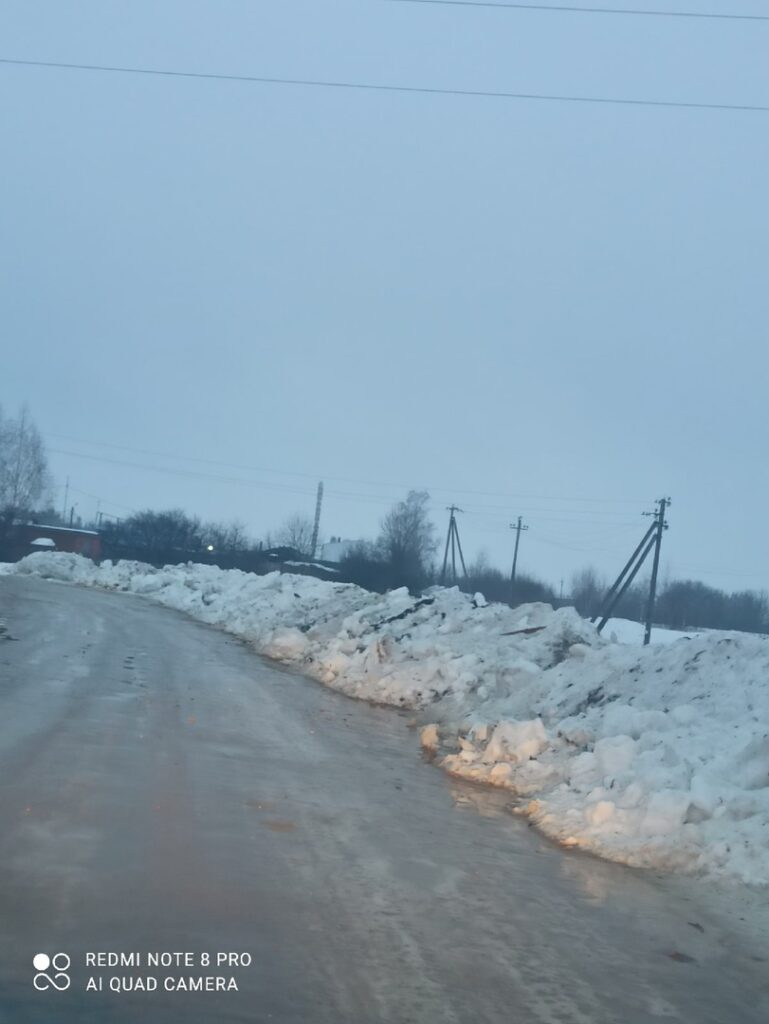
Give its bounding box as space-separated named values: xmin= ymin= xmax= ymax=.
xmin=262 ymin=819 xmax=297 ymax=833
xmin=242 ymin=798 xmax=297 ymax=831
xmin=447 ymin=781 xmax=517 ymax=820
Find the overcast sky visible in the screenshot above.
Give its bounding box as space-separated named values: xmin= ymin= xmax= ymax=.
xmin=2 ymin=0 xmax=768 ymax=592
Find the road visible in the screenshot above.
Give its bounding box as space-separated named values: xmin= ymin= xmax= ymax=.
xmin=0 ymin=575 xmax=767 ymax=1024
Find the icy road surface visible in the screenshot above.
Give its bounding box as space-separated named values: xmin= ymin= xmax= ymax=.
xmin=0 ymin=576 xmax=767 ymax=1024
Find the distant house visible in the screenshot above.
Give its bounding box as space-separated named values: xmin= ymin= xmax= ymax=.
xmin=5 ymin=523 xmax=102 ymax=562
xmin=319 ymin=538 xmax=359 ymax=564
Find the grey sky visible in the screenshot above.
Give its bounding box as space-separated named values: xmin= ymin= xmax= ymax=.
xmin=2 ymin=0 xmax=768 ymax=591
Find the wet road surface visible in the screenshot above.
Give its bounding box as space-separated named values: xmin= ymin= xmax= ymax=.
xmin=0 ymin=574 xmax=767 ymax=1023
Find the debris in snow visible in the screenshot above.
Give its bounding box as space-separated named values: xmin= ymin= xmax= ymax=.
xmin=667 ymin=951 xmax=697 ymax=964
xmin=284 ymin=561 xmax=340 ymax=573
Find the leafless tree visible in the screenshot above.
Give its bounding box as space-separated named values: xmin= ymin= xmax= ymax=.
xmin=570 ymin=566 xmax=606 ymax=618
xmin=104 ymin=509 xmax=203 ymax=552
xmin=202 ymin=520 xmax=250 ymax=552
xmin=0 ymin=405 xmax=51 ymax=532
xmin=274 ymin=514 xmax=315 ymax=556
xmin=377 ymin=490 xmax=436 ymax=590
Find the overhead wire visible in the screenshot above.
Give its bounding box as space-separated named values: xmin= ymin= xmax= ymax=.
xmin=49 ymin=447 xmax=471 ymax=511
xmin=49 ymin=446 xmax=656 ymax=562
xmin=66 ymin=484 xmax=138 ymax=514
xmin=671 ymin=562 xmax=769 ymax=581
xmin=48 ymin=448 xmax=321 ymax=499
xmin=388 ymin=1 xmax=769 ymax=23
xmin=2 ymin=57 xmax=768 ymax=114
xmin=45 ymin=434 xmax=648 ymax=509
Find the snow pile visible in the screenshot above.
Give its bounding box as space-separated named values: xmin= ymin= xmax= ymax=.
xmin=436 ymin=635 xmax=769 ymax=882
xmin=9 ymin=552 xmax=769 ymax=884
xmin=11 ymin=552 xmax=596 ymax=707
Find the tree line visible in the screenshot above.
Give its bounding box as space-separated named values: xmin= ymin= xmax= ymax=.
xmin=570 ymin=566 xmax=769 ymax=635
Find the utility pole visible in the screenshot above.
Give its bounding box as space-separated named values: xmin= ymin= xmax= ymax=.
xmin=62 ymin=476 xmax=70 ymax=521
xmin=509 ymin=515 xmax=529 ymax=604
xmin=311 ymin=481 xmax=324 ymax=559
xmin=592 ymin=497 xmax=671 ymax=642
xmin=440 ymin=506 xmax=468 ymax=585
xmin=643 ymin=497 xmax=670 ymax=646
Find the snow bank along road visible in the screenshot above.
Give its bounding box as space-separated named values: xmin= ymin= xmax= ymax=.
xmin=8 ymin=552 xmax=769 ymax=886
xmin=1 ymin=575 xmax=768 ymax=1023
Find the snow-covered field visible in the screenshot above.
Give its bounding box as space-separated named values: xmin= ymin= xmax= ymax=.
xmin=5 ymin=552 xmax=769 ymax=885
xmin=602 ymin=617 xmax=702 ymax=645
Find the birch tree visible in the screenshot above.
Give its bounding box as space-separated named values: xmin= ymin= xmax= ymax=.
xmin=0 ymin=405 xmax=51 ymax=528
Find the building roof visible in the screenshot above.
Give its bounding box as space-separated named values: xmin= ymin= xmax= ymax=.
xmin=24 ymin=523 xmax=99 ymax=537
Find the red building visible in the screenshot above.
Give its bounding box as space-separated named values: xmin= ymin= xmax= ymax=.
xmin=5 ymin=524 xmax=102 ymax=562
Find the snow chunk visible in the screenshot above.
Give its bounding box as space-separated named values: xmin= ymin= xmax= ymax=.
xmin=483 ymin=720 xmax=549 ymax=764
xmin=420 ymin=723 xmax=440 ymax=753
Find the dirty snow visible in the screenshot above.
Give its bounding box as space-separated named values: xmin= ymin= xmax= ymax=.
xmin=7 ymin=552 xmax=769 ymax=885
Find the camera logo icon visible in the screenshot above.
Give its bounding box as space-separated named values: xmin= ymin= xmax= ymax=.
xmin=33 ymin=953 xmax=71 ymax=991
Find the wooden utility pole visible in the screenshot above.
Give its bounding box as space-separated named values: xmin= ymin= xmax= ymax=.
xmin=643 ymin=497 xmax=670 ymax=646
xmin=592 ymin=520 xmax=657 ymax=631
xmin=509 ymin=516 xmax=529 ymax=604
xmin=592 ymin=497 xmax=671 ymax=643
xmin=311 ymin=481 xmax=324 ymax=559
xmin=440 ymin=506 xmax=468 ymax=585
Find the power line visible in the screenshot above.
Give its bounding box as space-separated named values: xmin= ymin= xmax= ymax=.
xmin=48 ymin=447 xmax=321 ymax=497
xmin=466 ymin=507 xmax=641 ymax=521
xmin=389 ymin=1 xmax=769 ymax=23
xmin=51 ymin=446 xmax=653 ymax=543
xmin=2 ymin=57 xmax=769 ymax=114
xmin=46 ymin=446 xmax=450 ymax=511
xmin=45 ymin=433 xmax=646 ymax=506
xmin=672 ymin=562 xmax=769 ymax=580
xmin=66 ymin=484 xmax=138 ymax=514
xmin=474 ymin=520 xmax=642 ymax=536
xmin=529 ymin=534 xmax=618 ymax=553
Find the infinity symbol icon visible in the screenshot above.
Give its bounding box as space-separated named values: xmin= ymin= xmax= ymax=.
xmin=33 ymin=953 xmax=71 ymax=991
